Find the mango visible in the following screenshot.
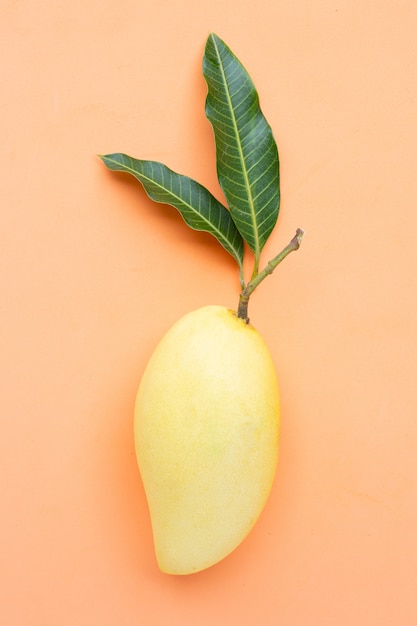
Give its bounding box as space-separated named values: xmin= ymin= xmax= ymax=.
xmin=134 ymin=305 xmax=280 ymax=574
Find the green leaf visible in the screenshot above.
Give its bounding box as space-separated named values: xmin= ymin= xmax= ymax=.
xmin=203 ymin=33 xmax=280 ymax=263
xmin=99 ymin=153 xmax=244 ymax=269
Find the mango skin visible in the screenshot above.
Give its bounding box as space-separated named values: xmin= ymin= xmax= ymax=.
xmin=134 ymin=305 xmax=280 ymax=575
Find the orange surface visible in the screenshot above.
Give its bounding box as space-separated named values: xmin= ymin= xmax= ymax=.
xmin=1 ymin=1 xmax=416 ymax=624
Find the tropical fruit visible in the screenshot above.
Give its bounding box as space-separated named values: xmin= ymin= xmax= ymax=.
xmin=100 ymin=33 xmax=303 ymax=574
xmin=134 ymin=306 xmax=280 ymax=574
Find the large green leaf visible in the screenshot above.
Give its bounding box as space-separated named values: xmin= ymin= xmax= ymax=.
xmin=99 ymin=153 xmax=244 ymax=268
xmin=203 ymin=33 xmax=280 ymax=262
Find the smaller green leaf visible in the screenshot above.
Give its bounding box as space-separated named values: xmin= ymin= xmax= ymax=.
xmin=99 ymin=153 xmax=244 ymax=269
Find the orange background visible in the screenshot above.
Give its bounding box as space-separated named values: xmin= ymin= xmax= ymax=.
xmin=1 ymin=1 xmax=416 ymax=624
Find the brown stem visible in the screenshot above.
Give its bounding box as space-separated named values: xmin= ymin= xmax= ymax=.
xmin=237 ymin=228 xmax=304 ymax=322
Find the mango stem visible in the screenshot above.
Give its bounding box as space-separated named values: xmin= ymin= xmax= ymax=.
xmin=237 ymin=228 xmax=304 ymax=322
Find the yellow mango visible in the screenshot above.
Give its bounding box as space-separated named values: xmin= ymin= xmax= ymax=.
xmin=134 ymin=305 xmax=279 ymax=574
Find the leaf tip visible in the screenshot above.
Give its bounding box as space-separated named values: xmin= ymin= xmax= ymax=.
xmin=206 ymin=32 xmax=222 ymax=47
